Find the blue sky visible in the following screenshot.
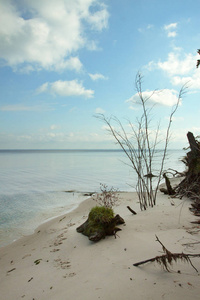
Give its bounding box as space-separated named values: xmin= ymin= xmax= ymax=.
xmin=0 ymin=0 xmax=200 ymax=149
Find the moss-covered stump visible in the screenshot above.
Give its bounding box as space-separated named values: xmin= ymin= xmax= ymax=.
xmin=76 ymin=206 xmax=125 ymax=242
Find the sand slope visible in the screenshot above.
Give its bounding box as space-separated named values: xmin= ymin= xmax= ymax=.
xmin=0 ymin=191 xmax=200 ymax=300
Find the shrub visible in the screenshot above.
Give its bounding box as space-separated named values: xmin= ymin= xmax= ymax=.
xmin=95 ymin=183 xmax=119 ymax=208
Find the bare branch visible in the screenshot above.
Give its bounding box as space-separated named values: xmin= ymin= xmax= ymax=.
xmin=96 ymin=74 xmax=188 ymax=210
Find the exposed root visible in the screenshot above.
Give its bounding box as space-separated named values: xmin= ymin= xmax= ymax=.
xmin=133 ymin=235 xmax=200 ymax=273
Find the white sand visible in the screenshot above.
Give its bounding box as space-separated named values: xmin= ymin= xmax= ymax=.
xmin=1 ymin=190 xmax=200 ymax=300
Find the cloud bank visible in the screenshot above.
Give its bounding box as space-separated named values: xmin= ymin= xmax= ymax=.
xmin=0 ymin=0 xmax=109 ymax=72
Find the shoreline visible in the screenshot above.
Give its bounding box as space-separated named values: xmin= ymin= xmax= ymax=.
xmin=0 ymin=189 xmax=132 ymax=249
xmin=0 ymin=191 xmax=94 ymax=249
xmin=1 ymin=190 xmax=200 ymax=299
xmin=0 ymin=194 xmax=93 ymax=249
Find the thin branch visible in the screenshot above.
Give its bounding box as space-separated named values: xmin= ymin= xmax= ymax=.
xmin=95 ymin=74 xmax=188 ymax=210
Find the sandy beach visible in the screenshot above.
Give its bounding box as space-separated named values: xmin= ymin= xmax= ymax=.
xmin=1 ymin=190 xmax=200 ymax=300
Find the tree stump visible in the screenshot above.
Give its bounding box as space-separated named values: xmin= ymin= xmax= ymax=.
xmin=76 ymin=206 xmax=125 ymax=242
xmin=175 ymin=132 xmax=200 ymax=201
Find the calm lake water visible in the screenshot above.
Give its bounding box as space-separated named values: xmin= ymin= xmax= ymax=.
xmin=0 ymin=149 xmax=185 ymax=247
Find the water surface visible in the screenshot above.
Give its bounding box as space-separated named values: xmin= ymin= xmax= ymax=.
xmin=0 ymin=149 xmax=185 ymax=247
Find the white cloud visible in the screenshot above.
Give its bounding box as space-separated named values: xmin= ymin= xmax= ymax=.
xmin=165 ymin=116 xmax=184 ymax=122
xmin=164 ymin=23 xmax=177 ymax=31
xmin=38 ymin=80 xmax=94 ymax=98
xmin=128 ymin=105 xmax=138 ymax=111
xmin=50 ymin=124 xmax=60 ymax=130
xmin=95 ymin=107 xmax=105 ymax=114
xmin=89 ymin=73 xmax=108 ymax=81
xmin=126 ymin=89 xmax=180 ymax=107
xmin=164 ymin=22 xmax=177 ymax=38
xmin=157 ymin=52 xmax=195 ymax=75
xmin=0 ymin=0 xmax=109 ymax=72
xmin=147 ymin=24 xmax=154 ymax=30
xmin=86 ymin=3 xmax=109 ymax=31
xmin=0 ymin=129 xmax=115 ymax=148
xmin=172 ymin=71 xmax=200 ymax=89
xmin=54 ymin=56 xmax=83 ymax=72
xmin=155 ymin=49 xmax=200 ymax=89
xmin=101 ymin=125 xmax=114 ymax=132
xmin=167 ymin=31 xmax=176 ymax=38
xmin=37 ymin=82 xmax=49 ymax=94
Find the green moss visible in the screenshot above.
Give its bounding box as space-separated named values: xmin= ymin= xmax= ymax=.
xmin=83 ymin=223 xmax=104 ymax=237
xmin=89 ymin=206 xmax=114 ymax=224
xmin=82 ymin=206 xmax=114 ymax=237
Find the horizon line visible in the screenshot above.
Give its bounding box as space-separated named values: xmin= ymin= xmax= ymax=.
xmin=0 ymin=148 xmax=183 ymax=151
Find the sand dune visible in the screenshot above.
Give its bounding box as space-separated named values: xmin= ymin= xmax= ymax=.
xmin=1 ymin=190 xmax=200 ymax=300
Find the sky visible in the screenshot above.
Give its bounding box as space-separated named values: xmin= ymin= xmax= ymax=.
xmin=0 ymin=0 xmax=200 ymax=150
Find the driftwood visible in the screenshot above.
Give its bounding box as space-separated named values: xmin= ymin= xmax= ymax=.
xmin=76 ymin=207 xmax=125 ymax=242
xmin=127 ymin=206 xmax=137 ymax=215
xmin=160 ymin=173 xmax=175 ymax=195
xmin=133 ymin=236 xmax=200 ymax=272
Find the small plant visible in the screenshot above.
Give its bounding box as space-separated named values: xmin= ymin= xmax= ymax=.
xmin=95 ymin=183 xmax=119 ymax=208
